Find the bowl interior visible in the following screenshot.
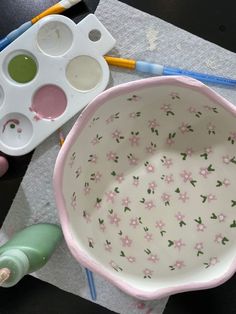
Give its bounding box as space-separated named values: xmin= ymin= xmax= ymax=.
xmin=59 ymin=79 xmax=236 ymax=297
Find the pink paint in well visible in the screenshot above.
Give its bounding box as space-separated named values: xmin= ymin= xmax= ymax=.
xmin=31 ymin=85 xmax=67 ymax=120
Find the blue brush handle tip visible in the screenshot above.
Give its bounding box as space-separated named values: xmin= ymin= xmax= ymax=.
xmin=0 ymin=21 xmax=32 ymax=51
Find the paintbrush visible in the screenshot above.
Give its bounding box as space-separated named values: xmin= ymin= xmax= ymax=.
xmin=0 ymin=0 xmax=82 ymax=51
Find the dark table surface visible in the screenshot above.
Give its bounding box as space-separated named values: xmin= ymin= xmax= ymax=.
xmin=0 ymin=1 xmax=236 ymax=313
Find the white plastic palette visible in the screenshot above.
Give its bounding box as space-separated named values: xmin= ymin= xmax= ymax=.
xmin=0 ymin=14 xmax=115 ymax=156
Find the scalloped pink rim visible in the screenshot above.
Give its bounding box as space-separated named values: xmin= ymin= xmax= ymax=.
xmin=53 ymin=76 xmax=236 ymax=300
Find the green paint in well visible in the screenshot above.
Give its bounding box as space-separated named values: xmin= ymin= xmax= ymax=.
xmin=8 ymin=54 xmax=37 ymax=83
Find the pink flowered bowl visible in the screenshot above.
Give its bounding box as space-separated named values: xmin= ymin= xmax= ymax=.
xmin=53 ymin=76 xmax=236 ymax=300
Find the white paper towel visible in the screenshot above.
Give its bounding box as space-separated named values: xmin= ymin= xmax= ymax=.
xmin=1 ymin=0 xmax=236 ymax=313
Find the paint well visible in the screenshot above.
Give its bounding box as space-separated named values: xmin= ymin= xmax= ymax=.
xmin=8 ymin=54 xmax=37 ymax=83
xmin=37 ymin=21 xmax=73 ymax=56
xmin=66 ymin=55 xmax=102 ymax=91
xmin=0 ymin=113 xmax=33 ymax=148
xmin=31 ymin=85 xmax=67 ymax=120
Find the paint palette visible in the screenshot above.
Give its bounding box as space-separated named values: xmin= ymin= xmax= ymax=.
xmin=0 ymin=14 xmax=115 ymax=156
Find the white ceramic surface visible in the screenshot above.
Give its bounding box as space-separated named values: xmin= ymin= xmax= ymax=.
xmin=54 ymin=76 xmax=236 ymax=300
xmin=0 ymin=14 xmax=115 ymax=156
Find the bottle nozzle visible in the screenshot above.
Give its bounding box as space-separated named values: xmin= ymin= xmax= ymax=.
xmin=0 ymin=268 xmax=11 ymax=286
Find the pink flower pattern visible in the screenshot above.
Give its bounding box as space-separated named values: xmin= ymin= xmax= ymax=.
xmin=108 ymin=213 xmax=121 ymax=227
xmin=178 ymin=192 xmax=189 ymax=203
xmin=130 ymin=217 xmax=139 ymax=228
xmin=120 ymin=235 xmax=133 ymax=247
xmin=180 ymin=170 xmax=193 ymax=182
xmin=144 ymin=232 xmax=153 ymax=242
xmin=174 ymin=239 xmax=186 ymax=251
xmin=73 ymin=90 xmax=236 ymax=280
xmin=105 ymin=191 xmax=117 ymax=203
xmin=148 ymin=254 xmax=159 ymax=263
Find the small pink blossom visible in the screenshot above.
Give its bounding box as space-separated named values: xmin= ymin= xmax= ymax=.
xmin=194 ymin=242 xmax=203 ymax=251
xmin=121 ymin=235 xmax=132 ymax=247
xmin=99 ymin=224 xmax=106 ymax=232
xmin=148 ymin=119 xmax=159 ymax=129
xmin=222 ymin=178 xmax=230 ymax=187
xmin=204 ymin=146 xmax=213 ymax=154
xmin=146 ymin=144 xmax=157 ymax=154
xmin=122 ymin=197 xmax=131 ymax=207
xmin=143 ymin=268 xmax=153 ymax=277
xmin=162 ymin=157 xmax=173 ymax=168
xmin=129 ymin=217 xmax=139 ymax=228
xmin=115 ymin=173 xmax=125 ymax=183
xmin=207 ymin=193 xmax=217 ymax=202
xmin=93 ymin=171 xmax=102 ymax=183
xmin=188 ymin=106 xmax=197 ymax=113
xmin=108 ymin=213 xmax=121 ymax=226
xmin=155 ymin=220 xmax=165 ymax=230
xmin=199 ymin=167 xmax=210 ymax=178
xmin=144 ymin=232 xmax=153 ymax=242
xmin=185 ymin=147 xmax=194 ymax=157
xmin=91 ymin=135 xmax=102 ymax=145
xmin=105 ymin=191 xmax=116 ymax=203
xmin=112 ymin=129 xmax=121 ymax=138
xmin=180 ymin=170 xmax=193 ymax=182
xmin=165 ymin=174 xmax=174 ymax=184
xmin=148 ymin=254 xmax=159 ymax=263
xmin=161 ymin=193 xmax=171 ymax=202
xmin=129 ymin=112 xmax=137 ymax=118
xmin=106 ymin=113 xmax=119 ymax=124
xmin=104 ymin=242 xmax=112 ymax=252
xmin=94 ymin=199 xmax=102 ymax=209
xmin=174 ymin=260 xmax=185 ymax=269
xmin=161 ymin=103 xmax=172 ymax=112
xmin=204 ymin=105 xmax=213 ymax=111
xmin=207 ymin=122 xmax=216 ymax=134
xmin=218 ymin=213 xmax=226 ymax=222
xmin=127 ymin=256 xmax=136 ymax=263
xmin=229 ymin=131 xmax=236 ymax=141
xmin=144 ymin=200 xmax=156 ymax=210
xmin=175 ymin=212 xmax=185 ymax=222
xmin=170 ymin=92 xmax=180 ymax=99
xmin=209 ymin=257 xmax=219 ymax=266
xmin=106 ymin=151 xmax=118 ymax=162
xmin=174 ymin=239 xmax=186 ymax=251
xmin=148 ymin=181 xmax=157 ymax=191
xmin=83 ymin=185 xmax=91 ymax=195
xmin=222 ymin=155 xmax=231 ymax=164
xmin=178 ymin=192 xmax=189 ymax=203
xmin=127 ymin=154 xmax=139 ymax=166
xmin=215 ymin=234 xmax=223 ymax=244
xmin=166 ymin=137 xmax=175 ymax=146
xmin=129 ymin=133 xmax=140 ymax=146
xmin=132 ymin=176 xmax=139 ymax=186
xmin=197 ymin=223 xmax=206 ymax=232
xmin=83 ymin=212 xmax=91 ymax=223
xmin=88 ymin=154 xmax=98 ymax=164
xmin=145 ymin=162 xmax=155 ymax=173
xmin=179 ymin=122 xmax=190 ymax=134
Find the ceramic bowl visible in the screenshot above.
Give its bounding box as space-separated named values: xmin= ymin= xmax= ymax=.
xmin=54 ymin=76 xmax=236 ymax=300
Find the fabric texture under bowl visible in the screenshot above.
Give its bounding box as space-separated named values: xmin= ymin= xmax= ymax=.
xmin=53 ymin=76 xmax=236 ymax=300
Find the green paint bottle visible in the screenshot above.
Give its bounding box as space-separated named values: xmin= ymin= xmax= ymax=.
xmin=0 ymin=223 xmax=63 ymax=287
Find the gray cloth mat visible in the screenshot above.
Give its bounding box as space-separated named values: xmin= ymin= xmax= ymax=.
xmin=1 ymin=0 xmax=236 ymax=313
